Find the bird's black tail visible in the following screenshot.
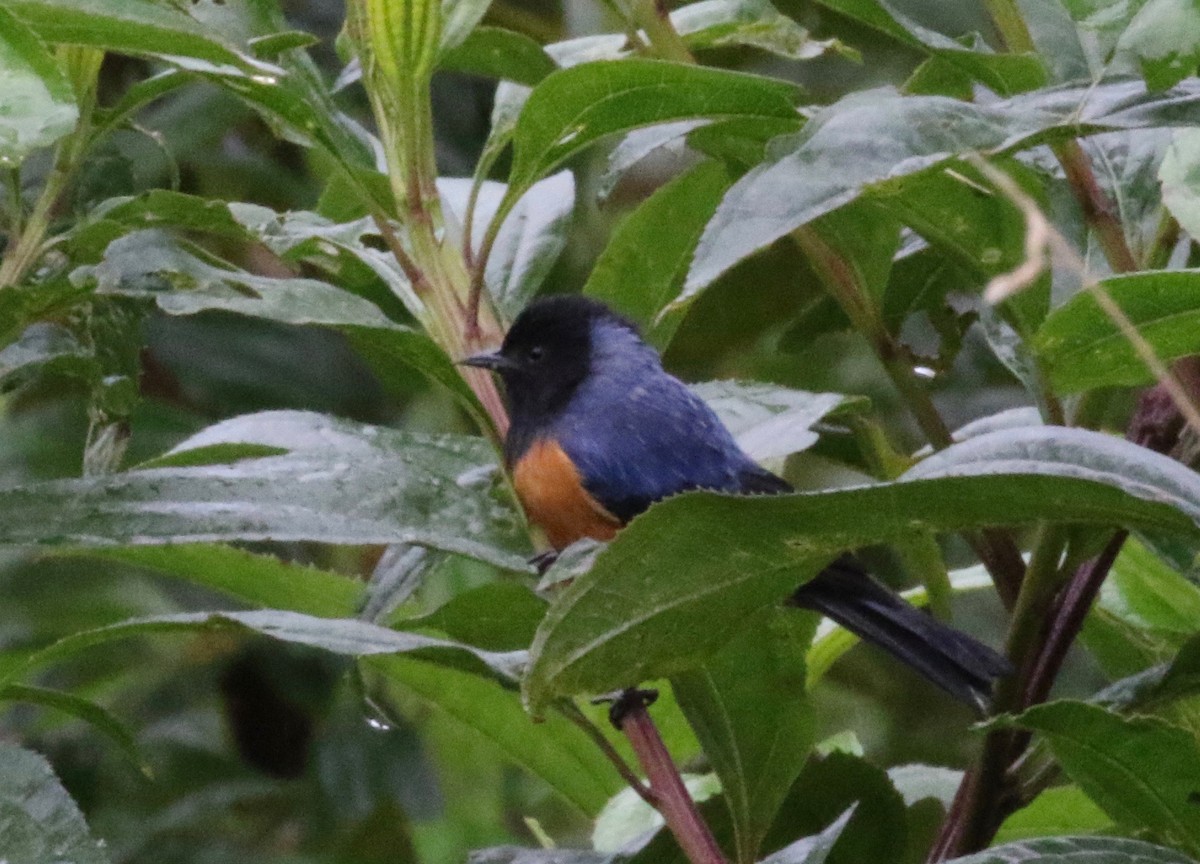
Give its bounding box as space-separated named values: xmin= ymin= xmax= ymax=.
xmin=789 ymin=557 xmax=1013 ymax=712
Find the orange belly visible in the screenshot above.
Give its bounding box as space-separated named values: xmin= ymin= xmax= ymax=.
xmin=512 ymin=439 xmax=621 ymax=550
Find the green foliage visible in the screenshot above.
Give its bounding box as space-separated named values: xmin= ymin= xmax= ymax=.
xmin=2 ymin=0 xmax=1200 ymax=862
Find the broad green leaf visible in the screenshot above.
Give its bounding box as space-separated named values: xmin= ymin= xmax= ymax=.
xmin=585 ymin=159 xmax=737 ymax=345
xmin=672 ymin=608 xmax=815 ymax=864
xmin=598 ymin=121 xmax=708 ymax=200
xmin=0 ymin=683 xmax=148 ymax=776
xmin=505 ymin=59 xmax=800 ymax=201
xmin=994 ymin=785 xmax=1114 ymax=844
xmin=0 ymin=409 xmax=528 ymax=569
xmin=686 ymin=77 xmax=1200 ymax=296
xmin=1034 ymin=270 xmax=1200 ymax=393
xmin=1161 ymin=128 xmax=1200 ymax=243
xmin=692 ymin=381 xmax=866 ymax=463
xmin=439 ymin=26 xmax=557 ymax=85
xmin=0 ymin=6 xmax=77 ymax=166
xmin=1115 ymin=0 xmax=1200 ymax=90
xmin=814 ymin=0 xmax=1046 ymax=94
xmin=999 ymin=700 xmax=1200 ymax=856
xmin=886 ymin=764 xmax=962 ymax=808
xmin=6 ymin=608 xmax=525 ymax=687
xmin=0 ymin=741 xmax=109 ymax=864
xmin=405 ymin=582 xmax=546 ymax=650
xmin=673 ymin=0 xmax=855 ymax=62
xmin=946 ymin=836 xmax=1199 ymax=863
xmin=440 ymin=171 xmax=575 ymax=320
xmin=369 ymin=655 xmax=621 ymax=815
xmin=524 ymin=426 xmax=1200 ymax=711
xmin=7 ymin=0 xmax=280 ymax=76
xmin=1097 ymin=536 xmax=1200 ymax=642
xmin=64 ymin=544 xmax=363 ymax=617
xmin=439 ymin=0 xmax=492 ymax=57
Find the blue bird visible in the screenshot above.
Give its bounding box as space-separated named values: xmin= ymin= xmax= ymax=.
xmin=465 ymin=295 xmax=1010 ymax=709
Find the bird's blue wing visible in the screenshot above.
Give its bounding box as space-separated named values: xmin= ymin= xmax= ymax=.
xmin=553 ymin=372 xmax=754 ymax=522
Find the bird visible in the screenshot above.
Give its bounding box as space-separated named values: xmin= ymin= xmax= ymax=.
xmin=464 ymin=294 xmax=1011 ymax=710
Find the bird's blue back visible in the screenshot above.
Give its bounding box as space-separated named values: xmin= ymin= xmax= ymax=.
xmin=548 ymin=318 xmax=760 ymax=521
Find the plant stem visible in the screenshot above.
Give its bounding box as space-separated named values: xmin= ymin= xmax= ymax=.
xmin=559 ymin=700 xmax=656 ymax=805
xmin=1145 ymin=209 xmax=1182 ymax=270
xmin=611 ymin=690 xmax=727 ymax=864
xmin=1054 ymin=140 xmax=1139 ymax=275
xmin=982 ymin=0 xmax=1034 ymax=52
xmin=4 ymin=167 xmax=22 ymax=238
xmin=631 ymin=0 xmax=695 ymax=63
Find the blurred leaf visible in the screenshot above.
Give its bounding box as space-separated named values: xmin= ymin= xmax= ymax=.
xmin=686 ymin=78 xmax=1200 ymax=296
xmin=0 ymin=409 xmax=529 ymax=569
xmin=993 ymin=785 xmax=1114 ymax=844
xmin=758 ymin=806 xmax=854 ymax=864
xmin=0 ymin=6 xmax=77 ymax=166
xmin=524 ymin=426 xmax=1200 ymax=711
xmin=505 ymin=59 xmax=800 ymax=201
xmin=7 ymin=0 xmax=280 ymax=75
xmin=886 ymin=764 xmax=962 ymax=808
xmin=361 ymin=545 xmax=434 ymax=624
xmin=0 ymin=323 xmax=95 ymax=392
xmin=405 ymin=582 xmax=547 ymax=650
xmin=369 ymin=655 xmax=621 ymax=815
xmin=1034 ymin=270 xmax=1200 ymax=393
xmin=692 ymin=380 xmax=866 ymax=463
xmin=672 ymin=608 xmax=815 ymax=864
xmin=439 ymin=0 xmax=493 ymax=56
xmin=0 ymin=741 xmax=110 ymax=864
xmin=674 ymin=0 xmax=856 ymax=61
xmin=10 ymin=608 xmax=526 ymax=686
xmin=945 ymin=836 xmax=1200 ymax=863
xmin=471 ymin=849 xmax=613 ymax=864
xmin=441 ymin=171 xmax=575 ymax=320
xmin=1161 ymin=128 xmax=1200 ymax=242
xmin=1114 ymin=0 xmax=1200 ymax=90
xmin=0 ymin=683 xmax=149 ymax=775
xmin=585 ymin=160 xmax=736 ymax=345
xmin=440 ymin=27 xmax=557 ymax=85
xmin=997 ymin=700 xmax=1200 ymax=856
xmin=1097 ymin=536 xmax=1200 ymax=642
xmin=814 ymin=0 xmax=1046 ymax=94
xmin=65 ymin=544 xmax=363 ymax=617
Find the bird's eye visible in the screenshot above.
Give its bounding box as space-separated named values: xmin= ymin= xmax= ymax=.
xmin=527 ymin=346 xmax=545 ymax=362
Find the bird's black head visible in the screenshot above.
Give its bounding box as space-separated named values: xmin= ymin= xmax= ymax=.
xmin=463 ymin=295 xmax=639 ymax=434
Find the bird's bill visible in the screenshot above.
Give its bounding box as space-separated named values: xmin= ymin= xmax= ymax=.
xmin=459 ymin=350 xmax=517 ymax=371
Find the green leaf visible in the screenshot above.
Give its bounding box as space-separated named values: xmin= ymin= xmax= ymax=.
xmin=686 ymin=78 xmax=1200 ymax=295
xmin=1034 ymin=270 xmax=1200 ymax=393
xmin=440 ymin=27 xmax=557 ymax=85
xmin=7 ymin=0 xmax=280 ymax=76
xmin=439 ymin=0 xmax=492 ymax=56
xmin=994 ymin=785 xmax=1114 ymax=844
xmin=505 ymin=59 xmax=800 ymax=200
xmin=759 ymin=807 xmax=854 ymax=864
xmin=886 ymin=764 xmax=963 ymax=809
xmin=585 ymin=159 xmax=737 ymax=345
xmin=1161 ymin=128 xmax=1200 ymax=242
xmin=998 ymin=700 xmax=1200 ymax=856
xmin=693 ymin=380 xmax=866 ymax=464
xmin=945 ymin=836 xmax=1199 ymax=863
xmin=0 ymin=683 xmax=149 ymax=776
xmin=525 ymin=426 xmax=1200 ymax=710
xmin=0 ymin=741 xmax=110 ymax=863
xmin=369 ymin=655 xmax=622 ymax=815
xmin=0 ymin=409 xmax=528 ymax=569
xmin=672 ymin=608 xmax=816 ymax=864
xmin=1097 ymin=536 xmax=1200 ymax=642
xmin=0 ymin=323 xmax=95 ymax=391
xmin=7 ymin=608 xmax=525 ymax=688
xmin=674 ymin=0 xmax=856 ymax=62
xmin=63 ymin=544 xmax=363 ymax=617
xmin=1115 ymin=0 xmax=1200 ymax=90
xmin=405 ymin=582 xmax=547 ymax=651
xmin=0 ymin=6 xmax=77 ymax=166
